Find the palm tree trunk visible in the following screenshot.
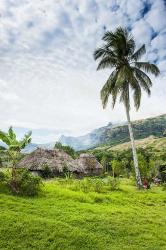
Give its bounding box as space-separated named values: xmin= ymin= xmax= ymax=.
xmin=125 ymin=107 xmax=143 ymax=188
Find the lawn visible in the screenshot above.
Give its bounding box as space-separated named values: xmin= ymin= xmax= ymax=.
xmin=0 ymin=179 xmax=166 ymax=250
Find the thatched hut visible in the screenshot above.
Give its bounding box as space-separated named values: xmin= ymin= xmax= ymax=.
xmin=18 ymin=148 xmax=77 ymax=176
xmin=75 ymin=153 xmax=103 ymax=176
xmin=18 ymin=148 xmax=103 ymax=177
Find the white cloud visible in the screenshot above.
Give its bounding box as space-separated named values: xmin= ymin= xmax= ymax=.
xmin=0 ymin=0 xmax=165 ymax=143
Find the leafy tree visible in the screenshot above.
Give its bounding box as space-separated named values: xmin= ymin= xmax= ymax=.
xmin=0 ymin=127 xmax=31 ymax=192
xmin=111 ymin=159 xmax=124 ymax=178
xmin=54 ymin=142 xmax=76 ymax=158
xmin=94 ymin=27 xmax=160 ymax=188
xmin=54 ymin=142 xmax=63 ymax=150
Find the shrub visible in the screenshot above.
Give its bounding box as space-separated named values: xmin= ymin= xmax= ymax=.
xmin=91 ymin=178 xmax=105 ymax=193
xmin=0 ymin=171 xmax=6 ymax=182
xmin=106 ymin=176 xmax=120 ymax=191
xmin=79 ymin=178 xmax=92 ymax=193
xmin=8 ymin=169 xmax=42 ymax=196
xmin=42 ymin=163 xmax=52 ymax=178
xmin=54 ymin=142 xmax=76 ymax=158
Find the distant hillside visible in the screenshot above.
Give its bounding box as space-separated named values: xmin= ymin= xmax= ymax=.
xmin=59 ymin=122 xmax=114 ymax=151
xmin=59 ymin=114 xmax=166 ymax=150
xmin=0 ymin=142 xmax=55 ymax=154
xmin=94 ymin=136 xmax=166 ymax=153
xmin=22 ymin=142 xmax=55 ymax=153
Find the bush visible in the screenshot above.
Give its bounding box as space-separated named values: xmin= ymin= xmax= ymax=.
xmin=8 ymin=169 xmax=42 ymax=196
xmin=91 ymin=178 xmax=105 ymax=193
xmin=79 ymin=178 xmax=92 ymax=193
xmin=54 ymin=142 xmax=76 ymax=158
xmin=42 ymin=163 xmax=52 ymax=178
xmin=0 ymin=171 xmax=6 ymax=182
xmin=77 ymin=178 xmax=105 ymax=193
xmin=106 ymin=176 xmax=120 ymax=191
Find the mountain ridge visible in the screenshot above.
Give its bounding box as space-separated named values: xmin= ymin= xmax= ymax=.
xmin=59 ymin=114 xmax=166 ymax=151
xmin=1 ymin=114 xmax=165 ymax=153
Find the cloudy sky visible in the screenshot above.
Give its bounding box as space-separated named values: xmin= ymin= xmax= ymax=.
xmin=0 ymin=0 xmax=165 ymax=143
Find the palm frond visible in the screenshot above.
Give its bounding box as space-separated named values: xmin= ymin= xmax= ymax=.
xmin=119 ymin=83 xmax=130 ymax=111
xmin=135 ymin=62 xmax=160 ymax=76
xmin=131 ymin=44 xmax=146 ymax=61
xmin=100 ymin=71 xmax=117 ymax=108
xmin=132 ymin=67 xmax=152 ymax=87
xmin=115 ymin=66 xmax=127 ymax=87
xmin=102 ymin=31 xmax=115 ymax=43
xmin=133 ymin=68 xmax=151 ymax=96
xmin=133 ymin=86 xmax=141 ymax=110
xmin=126 ymin=38 xmax=135 ymax=56
xmin=93 ymin=47 xmax=108 ymax=60
xmin=112 ymin=86 xmax=120 ymax=108
xmin=97 ymin=56 xmax=116 ymax=70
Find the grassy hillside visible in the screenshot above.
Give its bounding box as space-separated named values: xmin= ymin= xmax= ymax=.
xmin=0 ymin=179 xmax=166 ymax=250
xmin=98 ymin=114 xmax=166 ymax=148
xmin=95 ymin=136 xmax=166 ymax=154
xmin=60 ymin=114 xmax=166 ymax=150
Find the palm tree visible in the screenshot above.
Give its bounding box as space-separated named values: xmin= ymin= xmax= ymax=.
xmin=94 ymin=27 xmax=160 ymax=188
xmin=0 ymin=127 xmax=32 ymax=192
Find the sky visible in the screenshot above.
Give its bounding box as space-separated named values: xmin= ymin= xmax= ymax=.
xmin=0 ymin=0 xmax=165 ymax=143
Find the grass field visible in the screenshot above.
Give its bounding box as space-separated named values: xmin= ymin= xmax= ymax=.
xmin=0 ymin=179 xmax=166 ymax=250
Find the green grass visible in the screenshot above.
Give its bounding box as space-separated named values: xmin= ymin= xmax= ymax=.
xmin=0 ymin=179 xmax=166 ymax=250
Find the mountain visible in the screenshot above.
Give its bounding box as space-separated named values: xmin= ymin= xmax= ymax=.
xmin=59 ymin=114 xmax=166 ymax=151
xmin=59 ymin=122 xmax=114 ymax=151
xmin=0 ymin=141 xmax=55 ymax=154
xmin=22 ymin=142 xmax=55 ymax=153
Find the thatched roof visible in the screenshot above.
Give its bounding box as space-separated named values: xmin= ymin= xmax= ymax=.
xmin=18 ymin=148 xmax=77 ymax=172
xmin=18 ymin=148 xmax=103 ymax=174
xmin=75 ymin=154 xmax=103 ymax=173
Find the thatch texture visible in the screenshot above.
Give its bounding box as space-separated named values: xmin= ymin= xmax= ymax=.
xmin=75 ymin=154 xmax=103 ymax=175
xmin=18 ymin=148 xmax=103 ymax=176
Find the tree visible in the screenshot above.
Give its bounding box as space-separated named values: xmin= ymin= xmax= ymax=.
xmin=0 ymin=127 xmax=32 ymax=192
xmin=94 ymin=27 xmax=160 ymax=188
xmin=111 ymin=159 xmax=124 ymax=178
xmin=54 ymin=142 xmax=76 ymax=158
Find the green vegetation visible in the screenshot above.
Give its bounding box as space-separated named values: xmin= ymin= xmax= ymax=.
xmin=0 ymin=168 xmax=42 ymax=196
xmin=100 ymin=114 xmax=166 ymax=147
xmin=0 ymin=179 xmax=165 ymax=250
xmin=54 ymin=142 xmax=76 ymax=158
xmin=90 ymin=145 xmax=166 ymax=185
xmin=0 ymin=127 xmax=32 ymax=193
xmin=94 ymin=27 xmax=160 ymax=188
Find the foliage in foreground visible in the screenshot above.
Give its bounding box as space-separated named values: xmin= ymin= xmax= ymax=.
xmin=0 ymin=169 xmax=42 ymax=196
xmin=0 ymin=127 xmax=32 ymax=193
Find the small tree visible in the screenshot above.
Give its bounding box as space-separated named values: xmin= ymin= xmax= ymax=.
xmin=0 ymin=127 xmax=31 ymax=192
xmin=111 ymin=159 xmax=123 ymax=178
xmin=54 ymin=142 xmax=76 ymax=158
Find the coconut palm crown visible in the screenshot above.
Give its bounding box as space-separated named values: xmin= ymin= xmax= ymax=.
xmin=94 ymin=27 xmax=159 ymax=110
xmin=94 ymin=27 xmax=160 ymax=188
